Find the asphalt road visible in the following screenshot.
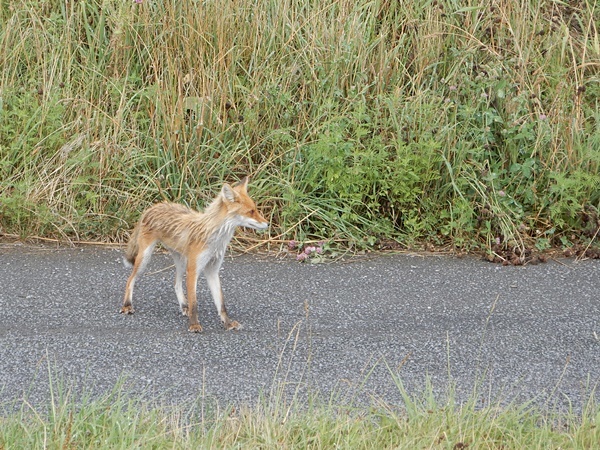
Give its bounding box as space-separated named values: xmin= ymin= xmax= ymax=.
xmin=1 ymin=243 xmax=598 ymax=412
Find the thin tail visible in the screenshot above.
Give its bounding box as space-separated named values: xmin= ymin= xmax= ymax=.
xmin=123 ymin=225 xmax=140 ymax=268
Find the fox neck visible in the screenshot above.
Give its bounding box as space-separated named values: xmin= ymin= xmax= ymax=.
xmin=200 ymin=197 xmax=239 ymax=251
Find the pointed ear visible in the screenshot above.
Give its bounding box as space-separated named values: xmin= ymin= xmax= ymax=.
xmin=221 ymin=183 xmax=237 ymax=202
xmin=235 ymin=176 xmax=250 ymax=191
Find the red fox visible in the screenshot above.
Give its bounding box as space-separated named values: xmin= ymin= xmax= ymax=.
xmin=120 ymin=176 xmax=268 ymax=332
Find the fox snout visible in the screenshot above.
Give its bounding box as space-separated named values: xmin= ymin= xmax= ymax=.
xmin=242 ymin=214 xmax=269 ymax=230
xmin=249 ymin=218 xmax=269 ymax=230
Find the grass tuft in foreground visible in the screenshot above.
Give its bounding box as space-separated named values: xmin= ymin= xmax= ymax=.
xmin=1 ymin=376 xmax=598 ymax=449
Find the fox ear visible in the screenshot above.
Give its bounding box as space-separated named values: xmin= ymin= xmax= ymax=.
xmin=235 ymin=176 xmax=250 ymax=190
xmin=221 ymin=183 xmax=237 ymax=202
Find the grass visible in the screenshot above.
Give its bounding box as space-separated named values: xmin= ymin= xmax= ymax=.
xmin=0 ymin=0 xmax=599 ymax=255
xmin=1 ymin=372 xmax=598 ymax=449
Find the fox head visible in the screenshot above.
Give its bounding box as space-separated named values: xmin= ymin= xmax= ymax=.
xmin=221 ymin=176 xmax=269 ymax=230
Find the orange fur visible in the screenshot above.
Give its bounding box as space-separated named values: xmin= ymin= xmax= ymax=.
xmin=120 ymin=177 xmax=268 ymax=332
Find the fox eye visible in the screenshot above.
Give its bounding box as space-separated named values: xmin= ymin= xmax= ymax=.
xmin=249 ymin=209 xmax=255 ymax=215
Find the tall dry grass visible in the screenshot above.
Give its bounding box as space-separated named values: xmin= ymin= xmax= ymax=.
xmin=0 ymin=0 xmax=598 ymax=254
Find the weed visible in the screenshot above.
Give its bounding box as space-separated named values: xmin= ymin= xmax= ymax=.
xmin=0 ymin=0 xmax=598 ymax=253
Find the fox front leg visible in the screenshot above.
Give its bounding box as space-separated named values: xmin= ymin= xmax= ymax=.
xmin=204 ymin=264 xmax=241 ymax=330
xmin=186 ymin=260 xmax=203 ymax=333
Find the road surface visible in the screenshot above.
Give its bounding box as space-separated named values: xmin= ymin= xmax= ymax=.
xmin=0 ymin=243 xmax=598 ymax=412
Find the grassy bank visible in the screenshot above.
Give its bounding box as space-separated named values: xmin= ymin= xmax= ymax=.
xmin=0 ymin=0 xmax=599 ymax=255
xmin=1 ymin=378 xmax=598 ymax=449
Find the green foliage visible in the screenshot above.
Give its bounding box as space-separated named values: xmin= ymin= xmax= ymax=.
xmin=1 ymin=374 xmax=598 ymax=449
xmin=0 ymin=0 xmax=598 ymax=251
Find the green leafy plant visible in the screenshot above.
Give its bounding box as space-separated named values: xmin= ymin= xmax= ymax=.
xmin=0 ymin=0 xmax=598 ymax=254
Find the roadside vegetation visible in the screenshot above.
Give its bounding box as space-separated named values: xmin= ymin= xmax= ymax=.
xmin=0 ymin=0 xmax=599 ymax=257
xmin=1 ymin=374 xmax=599 ymax=449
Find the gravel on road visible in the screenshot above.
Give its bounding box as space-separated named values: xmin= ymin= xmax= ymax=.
xmin=1 ymin=243 xmax=598 ymax=412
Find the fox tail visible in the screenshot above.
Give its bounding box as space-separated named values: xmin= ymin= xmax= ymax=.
xmin=123 ymin=225 xmax=140 ymax=268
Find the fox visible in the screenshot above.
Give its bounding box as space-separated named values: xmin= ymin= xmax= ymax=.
xmin=120 ymin=176 xmax=268 ymax=333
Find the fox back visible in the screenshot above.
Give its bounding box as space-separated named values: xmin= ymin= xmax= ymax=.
xmin=125 ymin=177 xmax=268 ymax=264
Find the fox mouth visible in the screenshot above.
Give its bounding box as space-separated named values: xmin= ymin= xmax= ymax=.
xmin=246 ymin=220 xmax=269 ymax=230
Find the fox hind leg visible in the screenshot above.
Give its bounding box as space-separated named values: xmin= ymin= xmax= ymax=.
xmin=121 ymin=239 xmax=157 ymax=314
xmin=171 ymin=251 xmax=188 ymax=316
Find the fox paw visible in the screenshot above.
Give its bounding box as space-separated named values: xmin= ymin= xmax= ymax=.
xmin=225 ymin=320 xmax=242 ymax=331
xmin=180 ymin=306 xmax=189 ymax=316
xmin=188 ymin=323 xmax=203 ymax=333
xmin=120 ymin=305 xmax=134 ymax=314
